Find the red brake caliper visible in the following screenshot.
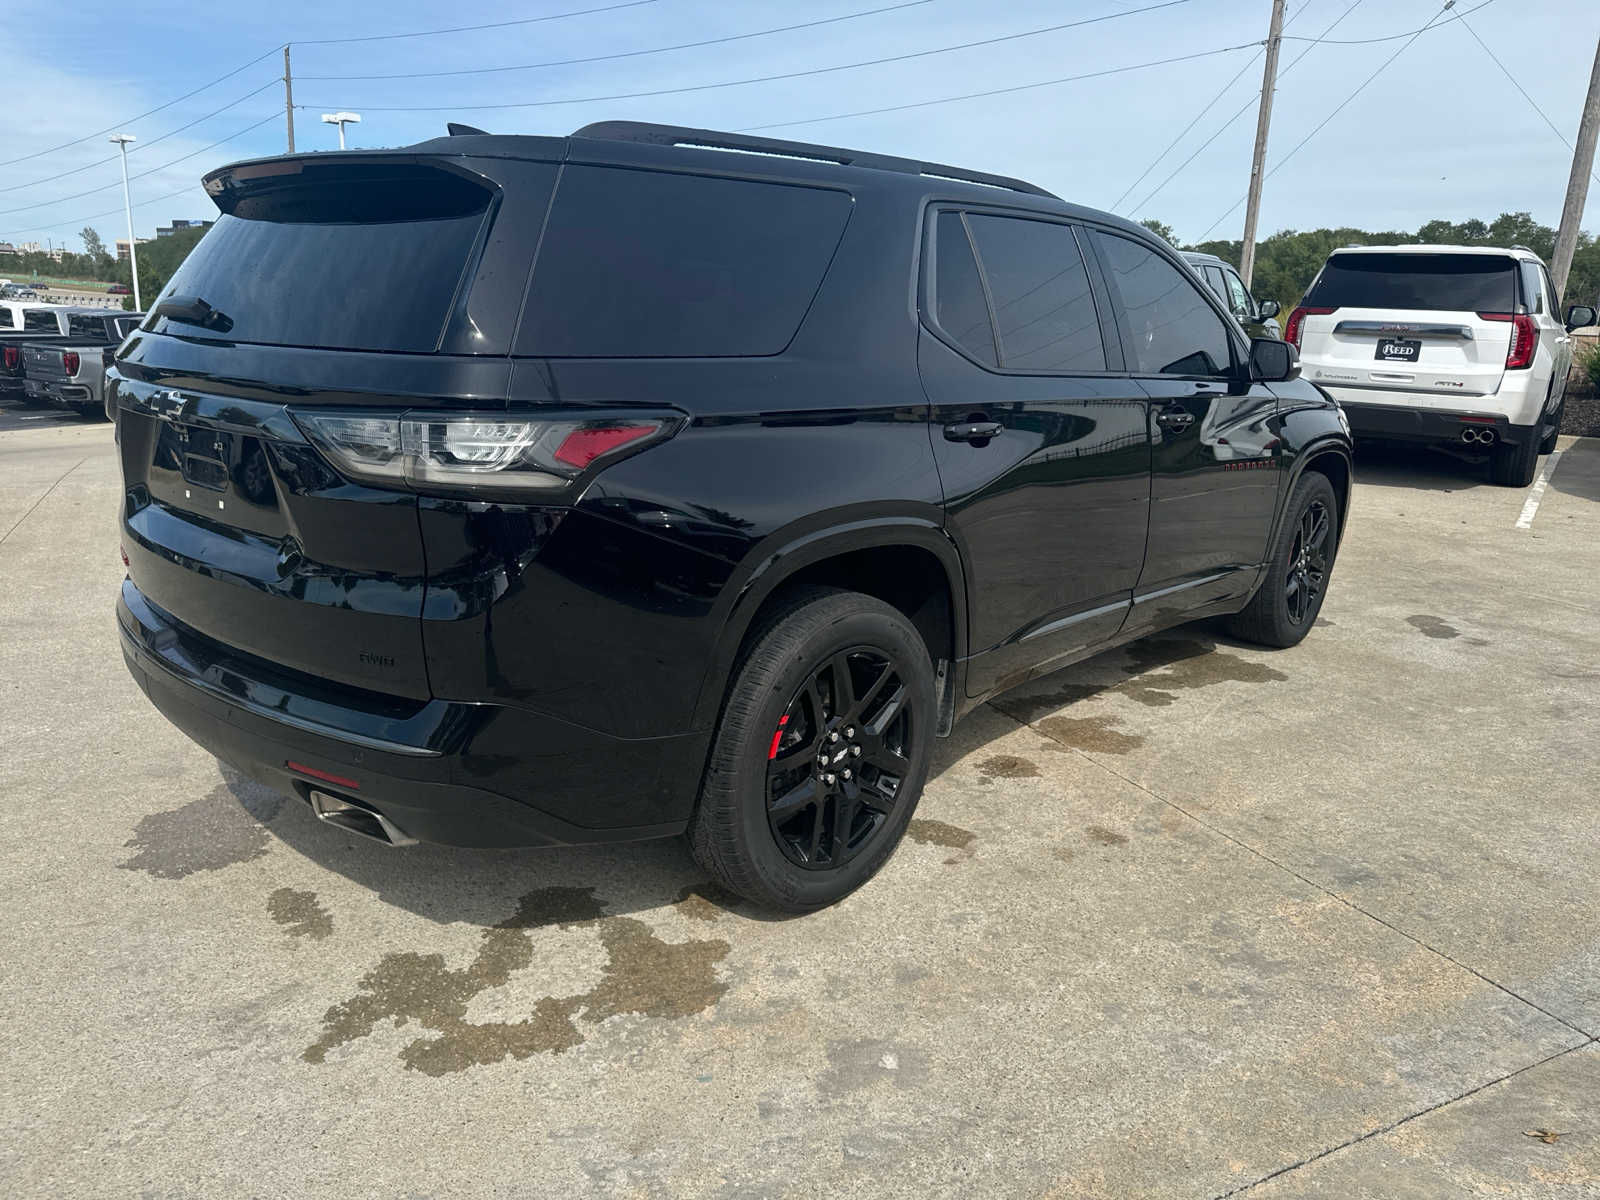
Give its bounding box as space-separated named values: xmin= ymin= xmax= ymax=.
xmin=767 ymin=713 xmax=790 ymax=760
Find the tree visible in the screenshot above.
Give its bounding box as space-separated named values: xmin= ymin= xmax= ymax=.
xmin=1138 ymin=218 xmax=1176 ymax=245
xmin=111 ymin=224 xmax=210 ymax=308
xmin=80 ymin=226 xmax=112 ymax=276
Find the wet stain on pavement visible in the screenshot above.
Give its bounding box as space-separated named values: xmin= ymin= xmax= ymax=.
xmin=119 ymin=785 xmax=282 ymax=880
xmin=303 ymin=886 xmax=730 ymax=1075
xmin=1407 ymin=614 xmax=1460 ymax=640
xmin=1085 ymin=826 xmax=1129 ymax=847
xmin=994 ymin=637 xmax=1287 ymax=722
xmin=976 ymin=754 xmax=1040 ymax=779
xmin=1037 ymin=714 xmax=1144 ymax=754
xmin=268 ymin=888 xmax=332 ymax=941
xmin=673 ymin=881 xmax=741 ymax=923
xmin=907 ymin=819 xmax=976 ymax=850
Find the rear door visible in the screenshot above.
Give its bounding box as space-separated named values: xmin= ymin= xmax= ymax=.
xmin=1296 ymin=252 xmax=1516 ymax=401
xmin=1086 ymin=228 xmax=1282 ymax=627
xmin=117 ymin=156 xmax=553 ymax=700
xmin=921 ymin=208 xmax=1151 ymax=697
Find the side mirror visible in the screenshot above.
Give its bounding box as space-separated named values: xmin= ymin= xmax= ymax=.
xmin=1565 ymin=304 xmax=1596 ymax=331
xmin=1256 ymin=298 xmax=1280 ymax=320
xmin=1248 ymin=336 xmax=1299 ymax=383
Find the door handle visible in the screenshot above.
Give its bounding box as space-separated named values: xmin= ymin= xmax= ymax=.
xmin=944 ymin=420 xmax=1004 ymax=443
xmin=1155 ymin=406 xmax=1196 ymax=432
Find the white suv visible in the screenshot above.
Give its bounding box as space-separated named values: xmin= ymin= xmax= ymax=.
xmin=1287 ymin=245 xmax=1595 ymax=486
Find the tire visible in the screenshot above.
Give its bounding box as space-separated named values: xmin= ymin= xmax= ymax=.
xmin=687 ymin=587 xmax=937 ymax=912
xmin=1226 ymin=471 xmax=1339 ymax=649
xmin=1539 ymin=395 xmax=1564 ymax=455
xmin=1489 ymin=431 xmax=1540 ymax=487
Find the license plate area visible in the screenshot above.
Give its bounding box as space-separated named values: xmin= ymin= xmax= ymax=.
xmin=176 ymin=424 xmax=232 ymax=492
xmin=1375 ymin=338 xmax=1421 ymax=362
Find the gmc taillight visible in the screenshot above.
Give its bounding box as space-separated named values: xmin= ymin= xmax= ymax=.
xmin=62 ymin=351 xmax=80 ymax=375
xmin=1478 ymin=311 xmax=1538 ymax=369
xmin=2 ymin=346 xmax=17 ymax=370
xmin=1285 ymin=306 xmax=1334 ymax=349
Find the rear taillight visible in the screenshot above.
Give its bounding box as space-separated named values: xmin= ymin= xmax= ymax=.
xmin=1478 ymin=311 xmax=1538 ymax=369
xmin=2 ymin=346 xmax=17 ymax=370
xmin=293 ymin=410 xmax=681 ymax=498
xmin=1285 ymin=306 xmax=1334 ymax=349
xmin=62 ymin=351 xmax=79 ymax=375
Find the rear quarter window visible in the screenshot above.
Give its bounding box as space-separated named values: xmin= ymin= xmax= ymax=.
xmin=1305 ymin=253 xmax=1515 ymax=311
xmin=516 ymin=167 xmax=852 ymax=358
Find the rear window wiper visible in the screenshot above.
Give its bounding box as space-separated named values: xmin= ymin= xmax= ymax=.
xmin=150 ymin=295 xmax=234 ymax=334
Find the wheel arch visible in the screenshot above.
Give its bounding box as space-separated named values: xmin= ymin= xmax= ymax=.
xmin=689 ymin=518 xmax=968 ymax=733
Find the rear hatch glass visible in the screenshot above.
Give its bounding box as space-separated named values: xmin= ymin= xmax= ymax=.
xmin=1304 ymin=253 xmax=1515 ymax=311
xmin=148 ymin=163 xmax=493 ymax=352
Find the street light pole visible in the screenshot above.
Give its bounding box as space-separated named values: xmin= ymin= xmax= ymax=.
xmin=109 ymin=134 xmax=141 ymax=312
xmin=320 ymin=111 xmax=361 ymax=150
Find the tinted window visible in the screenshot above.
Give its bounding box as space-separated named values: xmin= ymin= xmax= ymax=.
xmin=518 ymin=167 xmax=851 ymax=357
xmin=24 ymin=310 xmax=58 ymax=332
xmin=1223 ymin=270 xmax=1252 ymax=319
xmin=114 ymin=317 xmax=140 ymax=338
xmin=1304 ymin=253 xmax=1515 ymax=311
xmin=151 ymin=165 xmax=492 ymax=352
xmin=68 ymin=314 xmax=110 ymax=340
xmin=934 ymin=212 xmax=997 ymax=366
xmin=967 ymin=215 xmax=1104 ymax=372
xmin=1202 ymin=265 xmax=1227 ymax=300
xmin=1092 ymin=232 xmax=1232 ymax=377
xmin=1519 ymin=261 xmax=1544 ymax=314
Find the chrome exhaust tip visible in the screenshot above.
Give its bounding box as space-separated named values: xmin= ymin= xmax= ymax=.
xmin=308 ymin=789 xmax=416 ymax=846
xmin=1479 ymin=428 xmax=1495 ymax=445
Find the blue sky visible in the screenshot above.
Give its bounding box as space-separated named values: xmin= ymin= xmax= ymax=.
xmin=5 ymin=0 xmax=1598 ymax=254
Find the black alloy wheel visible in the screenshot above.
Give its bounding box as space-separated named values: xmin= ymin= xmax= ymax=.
xmin=687 ymin=587 xmax=936 ymax=912
xmin=1283 ymin=499 xmax=1331 ymax=626
xmin=763 ymin=648 xmax=914 ymax=870
xmin=1226 ymin=470 xmax=1339 ymax=649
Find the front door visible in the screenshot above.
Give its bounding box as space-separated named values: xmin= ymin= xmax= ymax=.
xmin=920 ymin=209 xmax=1152 ymax=698
xmin=1085 ymin=229 xmax=1283 ymax=637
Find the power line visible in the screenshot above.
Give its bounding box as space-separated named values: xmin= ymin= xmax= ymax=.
xmin=1 ymin=75 xmax=283 ymax=200
xmin=1109 ymin=0 xmax=1322 ymax=215
xmin=300 ymin=0 xmax=932 ymax=81
xmin=3 ymin=180 xmax=215 ymax=242
xmin=298 ymin=0 xmax=1199 ymax=112
xmin=1196 ymin=0 xmax=1469 ymax=241
xmin=1279 ymin=0 xmax=1496 ymax=43
xmin=1457 ymin=11 xmax=1600 ymax=188
xmin=293 ymin=0 xmax=660 ymax=46
xmin=0 ymin=113 xmax=280 ymax=218
xmin=1125 ymin=0 xmax=1366 ymax=218
xmin=741 ymin=44 xmax=1257 ymax=132
xmin=0 ymin=46 xmax=283 ymax=169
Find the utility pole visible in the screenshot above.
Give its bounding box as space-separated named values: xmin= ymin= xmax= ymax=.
xmin=1239 ymin=0 xmax=1286 ymax=289
xmin=1552 ymin=34 xmax=1600 ymax=302
xmin=110 ymin=134 xmax=141 ymax=312
xmin=283 ymin=45 xmax=296 ymax=153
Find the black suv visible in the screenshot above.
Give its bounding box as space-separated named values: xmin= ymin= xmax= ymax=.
xmin=114 ymin=122 xmax=1352 ymax=910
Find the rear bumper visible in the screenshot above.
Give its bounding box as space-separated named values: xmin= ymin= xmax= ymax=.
xmin=1335 ymin=400 xmax=1536 ymax=446
xmin=44 ymin=381 xmax=92 ymax=404
xmin=117 ymin=578 xmax=705 ymax=848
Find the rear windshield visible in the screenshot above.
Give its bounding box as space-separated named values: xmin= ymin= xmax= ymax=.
xmin=68 ymin=314 xmax=109 ymax=340
xmin=148 ymin=165 xmax=492 ymax=352
xmin=516 ymin=167 xmax=852 ymax=357
xmin=23 ymin=310 xmax=58 ymax=331
xmin=1305 ymin=253 xmax=1516 ymax=311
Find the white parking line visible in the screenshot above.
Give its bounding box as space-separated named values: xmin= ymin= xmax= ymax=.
xmin=1515 ymin=448 xmax=1564 ymax=530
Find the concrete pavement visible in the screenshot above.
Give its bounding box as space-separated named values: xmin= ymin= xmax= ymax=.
xmin=2 ymin=423 xmax=1596 ymax=1198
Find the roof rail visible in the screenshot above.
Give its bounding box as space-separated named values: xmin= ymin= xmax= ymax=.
xmin=571 ymin=121 xmax=1058 ymax=199
xmin=1511 ymin=243 xmax=1537 ymax=254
